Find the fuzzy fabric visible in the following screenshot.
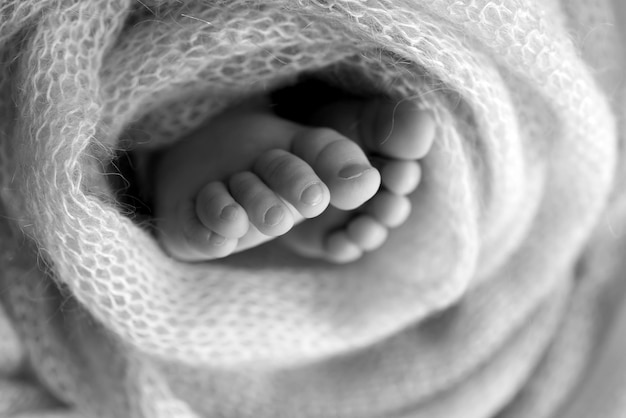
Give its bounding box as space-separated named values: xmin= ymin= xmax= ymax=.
xmin=1 ymin=0 xmax=625 ymax=417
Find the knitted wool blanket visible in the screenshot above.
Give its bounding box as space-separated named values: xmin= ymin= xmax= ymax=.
xmin=1 ymin=0 xmax=626 ymax=417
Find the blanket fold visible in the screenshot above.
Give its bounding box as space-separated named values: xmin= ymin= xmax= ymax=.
xmin=0 ymin=1 xmax=624 ymax=417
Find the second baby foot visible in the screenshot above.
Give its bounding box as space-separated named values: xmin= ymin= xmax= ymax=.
xmin=153 ymin=104 xmax=381 ymax=262
xmin=282 ymin=99 xmax=436 ymax=263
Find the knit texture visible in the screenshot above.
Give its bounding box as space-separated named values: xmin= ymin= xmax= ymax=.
xmin=0 ymin=0 xmax=625 ymax=417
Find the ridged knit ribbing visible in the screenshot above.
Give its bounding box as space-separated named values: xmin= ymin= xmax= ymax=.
xmin=0 ymin=1 xmax=624 ymax=417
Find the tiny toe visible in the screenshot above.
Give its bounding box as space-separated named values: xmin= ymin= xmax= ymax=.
xmin=346 ymin=215 xmax=388 ymax=252
xmin=379 ymin=160 xmax=421 ymax=195
xmin=363 ymin=191 xmax=412 ymax=228
xmin=324 ymin=230 xmax=363 ymax=263
xmin=253 ymin=149 xmax=330 ymax=219
xmin=366 ymin=101 xmax=436 ymax=160
xmin=292 ymin=128 xmax=381 ymax=210
xmin=196 ymin=181 xmax=249 ymax=238
xmin=229 ymin=171 xmax=294 ymax=236
xmin=281 ymin=206 xmax=346 ymax=260
xmin=182 ymin=221 xmax=238 ymax=259
xmin=161 ymin=199 xmax=239 ymax=262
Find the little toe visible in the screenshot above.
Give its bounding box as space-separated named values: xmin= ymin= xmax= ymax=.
xmin=324 ymin=230 xmax=363 ymax=264
xmin=366 ymin=100 xmax=436 ymax=160
xmin=181 ymin=219 xmax=238 ymax=260
xmin=253 ymin=149 xmax=330 ymax=219
xmin=229 ymin=171 xmax=294 ymax=236
xmin=292 ymin=128 xmax=381 ymax=211
xmin=346 ymin=215 xmax=388 ymax=252
xmin=362 ymin=191 xmax=412 ymax=228
xmin=196 ymin=181 xmax=249 ymax=239
xmin=376 ymin=160 xmax=422 ymax=195
xmin=161 ymin=199 xmax=238 ymax=262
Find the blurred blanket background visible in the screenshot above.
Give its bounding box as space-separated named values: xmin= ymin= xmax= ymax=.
xmin=0 ymin=0 xmax=625 ymax=417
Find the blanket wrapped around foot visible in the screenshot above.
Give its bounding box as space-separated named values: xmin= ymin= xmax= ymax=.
xmin=1 ymin=0 xmax=626 ymax=417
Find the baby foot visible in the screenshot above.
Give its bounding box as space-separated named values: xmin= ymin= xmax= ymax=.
xmin=282 ymin=99 xmax=436 ymax=263
xmin=152 ymin=104 xmax=381 ymax=262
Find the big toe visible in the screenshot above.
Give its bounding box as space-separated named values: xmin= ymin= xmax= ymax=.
xmin=307 ymin=98 xmax=436 ymax=161
xmin=365 ymin=100 xmax=436 ymax=160
xmin=291 ymin=128 xmax=381 ymax=211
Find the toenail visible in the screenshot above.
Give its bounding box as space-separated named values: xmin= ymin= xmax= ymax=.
xmin=264 ymin=205 xmax=285 ymax=226
xmin=220 ymin=204 xmax=239 ymax=221
xmin=338 ymin=164 xmax=372 ymax=180
xmin=300 ymin=183 xmax=324 ymax=206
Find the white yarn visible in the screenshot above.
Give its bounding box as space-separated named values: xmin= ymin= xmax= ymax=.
xmin=0 ymin=0 xmax=624 ymax=417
